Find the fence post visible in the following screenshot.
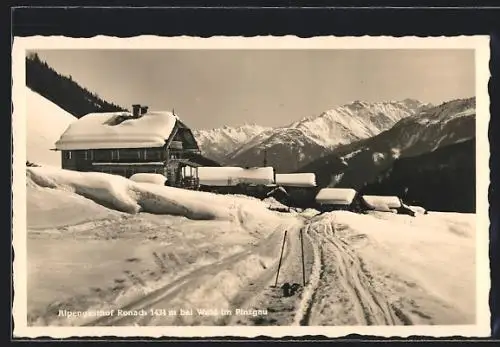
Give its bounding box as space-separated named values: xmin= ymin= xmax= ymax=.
xmin=275 ymin=229 xmax=288 ymax=287
xmin=300 ymin=228 xmax=306 ymax=287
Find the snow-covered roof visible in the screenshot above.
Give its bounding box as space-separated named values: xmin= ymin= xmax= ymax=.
xmin=362 ymin=195 xmax=402 ymax=210
xmin=315 ymin=188 xmax=357 ymax=205
xmin=198 ymin=166 xmax=275 ymax=186
xmin=55 ymin=111 xmax=179 ymax=150
xmin=129 ymin=173 xmax=167 ymax=185
xmin=275 ymin=173 xmax=316 ymax=187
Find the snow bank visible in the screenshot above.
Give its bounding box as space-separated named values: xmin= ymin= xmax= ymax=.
xmin=129 ymin=173 xmax=167 ymax=185
xmin=362 ymin=195 xmax=402 ymax=211
xmin=329 ymin=211 xmax=476 ymax=321
xmin=26 ymin=87 xmax=77 ymax=167
xmin=275 ymin=173 xmax=316 ymax=187
xmin=27 ymin=185 xmax=123 ymax=229
xmin=55 ymin=110 xmax=178 ymax=150
xmin=26 ymin=167 xmax=281 ymax=222
xmin=315 ymin=188 xmax=357 ymax=205
xmin=198 ymin=166 xmax=275 ymax=186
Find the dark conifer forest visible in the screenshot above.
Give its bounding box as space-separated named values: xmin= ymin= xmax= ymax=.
xmin=360 ymin=139 xmax=476 ymax=213
xmin=26 ymin=52 xmax=126 ymax=118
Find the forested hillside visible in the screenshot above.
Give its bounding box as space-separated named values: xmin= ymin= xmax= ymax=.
xmin=26 ymin=52 xmax=126 ymax=118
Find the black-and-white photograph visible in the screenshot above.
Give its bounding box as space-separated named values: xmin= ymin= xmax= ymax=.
xmin=12 ymin=36 xmax=490 ymax=337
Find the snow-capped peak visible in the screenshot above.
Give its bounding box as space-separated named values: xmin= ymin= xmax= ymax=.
xmin=193 ymin=123 xmax=272 ymax=162
xmin=287 ymin=99 xmax=424 ymax=149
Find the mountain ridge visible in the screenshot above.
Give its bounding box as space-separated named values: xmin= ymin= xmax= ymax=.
xmin=194 ymin=99 xmax=431 ymax=171
xmin=297 ymin=97 xmax=476 ymax=189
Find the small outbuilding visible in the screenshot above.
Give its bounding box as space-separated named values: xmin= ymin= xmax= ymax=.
xmin=315 ymin=188 xmax=366 ymax=212
xmin=361 ymin=195 xmax=402 ymax=213
xmin=275 ymin=173 xmax=316 ymax=188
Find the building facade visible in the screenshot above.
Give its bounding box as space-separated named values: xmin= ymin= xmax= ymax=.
xmin=54 ymin=105 xmax=206 ymax=188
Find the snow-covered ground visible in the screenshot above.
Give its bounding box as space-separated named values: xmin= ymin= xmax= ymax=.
xmin=25 ymin=167 xmax=477 ymax=327
xmin=26 ymin=87 xmax=76 ymax=167
xmin=302 ymin=211 xmax=476 ymax=325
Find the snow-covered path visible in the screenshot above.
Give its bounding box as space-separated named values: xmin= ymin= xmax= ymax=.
xmin=86 ymin=221 xmax=295 ymax=326
xmin=25 ymin=167 xmax=475 ymax=327
xmin=302 ymin=215 xmax=399 ymax=325
xmin=298 ymin=211 xmax=475 ymax=326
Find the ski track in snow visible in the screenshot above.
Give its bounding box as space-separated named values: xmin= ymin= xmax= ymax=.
xmin=84 ymin=225 xmax=286 ymax=326
xmin=63 ymin=213 xmax=409 ymax=327
xmin=302 ymin=217 xmax=398 ymax=325
xmin=30 ymin=209 xmax=472 ymax=327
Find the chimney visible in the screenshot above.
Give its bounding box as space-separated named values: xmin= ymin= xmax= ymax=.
xmin=132 ymin=104 xmax=141 ymax=117
xmin=140 ymin=105 xmax=149 ymax=115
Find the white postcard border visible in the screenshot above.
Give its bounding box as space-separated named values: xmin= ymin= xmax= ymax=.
xmin=12 ymin=35 xmax=491 ymax=338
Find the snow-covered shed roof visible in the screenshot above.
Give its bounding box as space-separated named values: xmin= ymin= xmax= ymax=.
xmin=198 ymin=166 xmax=275 ymax=186
xmin=275 ymin=173 xmax=316 ymax=187
xmin=129 ymin=173 xmax=167 ymax=185
xmin=55 ymin=111 xmax=179 ymax=150
xmin=362 ymin=195 xmax=402 ymax=210
xmin=315 ymin=188 xmax=357 ymax=205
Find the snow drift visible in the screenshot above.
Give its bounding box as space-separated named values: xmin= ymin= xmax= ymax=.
xmin=27 ymin=183 xmax=124 ymax=229
xmin=275 ymin=173 xmax=316 ymax=187
xmin=26 ymin=166 xmax=280 ymax=222
xmin=26 ymin=87 xmax=77 ymax=167
xmin=55 ymin=110 xmax=178 ymax=150
xmin=315 ymin=188 xmax=357 ymax=205
xmin=198 ymin=166 xmax=275 ymax=186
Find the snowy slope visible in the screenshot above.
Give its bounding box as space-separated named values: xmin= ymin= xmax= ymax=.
xmin=193 ymin=123 xmax=271 ymax=162
xmin=299 ymin=97 xmax=476 ymax=190
xmin=26 ymin=87 xmax=77 ymax=167
xmin=303 ymin=211 xmax=476 ymax=325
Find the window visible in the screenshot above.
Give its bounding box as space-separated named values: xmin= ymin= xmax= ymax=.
xmin=66 ymin=151 xmax=72 ymax=160
xmin=84 ymin=151 xmax=88 ymax=160
xmin=110 ymin=150 xmax=120 ymax=161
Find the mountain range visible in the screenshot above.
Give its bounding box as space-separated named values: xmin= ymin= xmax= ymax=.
xmin=194 ymin=99 xmax=432 ymax=172
xmin=298 ymin=97 xmax=476 ymax=189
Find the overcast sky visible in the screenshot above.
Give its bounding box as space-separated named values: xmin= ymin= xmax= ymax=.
xmin=34 ymin=49 xmax=475 ymax=130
